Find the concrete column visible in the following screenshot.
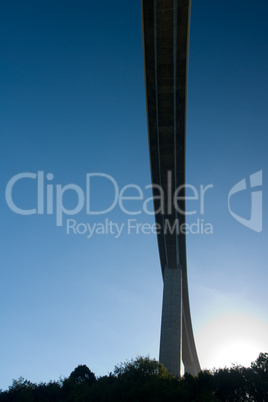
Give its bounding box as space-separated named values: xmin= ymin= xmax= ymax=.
xmin=159 ymin=265 xmax=182 ymax=377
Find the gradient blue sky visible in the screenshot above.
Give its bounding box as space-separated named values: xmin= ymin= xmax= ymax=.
xmin=1 ymin=0 xmax=268 ymax=391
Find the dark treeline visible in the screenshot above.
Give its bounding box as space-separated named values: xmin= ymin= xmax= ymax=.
xmin=0 ymin=353 xmax=267 ymax=401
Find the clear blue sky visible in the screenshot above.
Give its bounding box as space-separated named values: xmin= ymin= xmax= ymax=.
xmin=1 ymin=0 xmax=268 ymax=390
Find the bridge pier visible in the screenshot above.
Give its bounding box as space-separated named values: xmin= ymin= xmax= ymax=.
xmin=159 ymin=265 xmax=182 ymax=377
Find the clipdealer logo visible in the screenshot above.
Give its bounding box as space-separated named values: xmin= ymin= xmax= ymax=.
xmin=228 ymin=170 xmax=263 ymax=233
xmin=4 ymin=170 xmax=263 ymax=236
xmin=4 ymin=171 xmax=213 ymax=235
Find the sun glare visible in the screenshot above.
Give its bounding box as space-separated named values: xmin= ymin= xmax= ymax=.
xmin=196 ymin=312 xmax=268 ymax=370
xmin=213 ymin=339 xmax=261 ymax=368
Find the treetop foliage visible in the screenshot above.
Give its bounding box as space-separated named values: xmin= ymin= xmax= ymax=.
xmin=0 ymin=353 xmax=267 ymax=401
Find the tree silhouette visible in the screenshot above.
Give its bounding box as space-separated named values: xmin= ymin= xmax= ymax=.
xmin=68 ymin=364 xmax=96 ymax=385
xmin=0 ymin=353 xmax=267 ymax=401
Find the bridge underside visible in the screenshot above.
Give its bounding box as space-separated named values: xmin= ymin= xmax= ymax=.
xmin=142 ymin=0 xmax=200 ymax=376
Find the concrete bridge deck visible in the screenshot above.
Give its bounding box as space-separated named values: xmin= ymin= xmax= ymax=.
xmin=142 ymin=0 xmax=200 ymax=376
